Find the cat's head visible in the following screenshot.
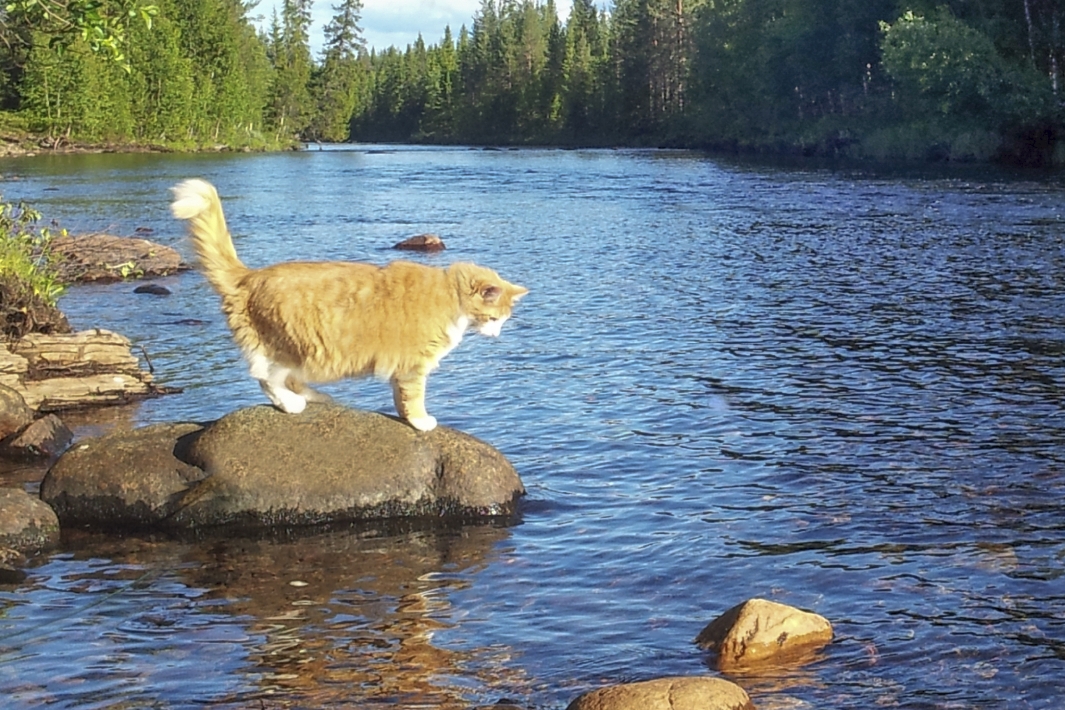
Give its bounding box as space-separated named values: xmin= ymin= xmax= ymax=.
xmin=450 ymin=263 xmax=528 ymax=336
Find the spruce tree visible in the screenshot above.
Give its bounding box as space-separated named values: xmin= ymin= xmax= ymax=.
xmin=270 ymin=0 xmax=315 ymax=140
xmin=310 ymin=0 xmax=368 ymax=142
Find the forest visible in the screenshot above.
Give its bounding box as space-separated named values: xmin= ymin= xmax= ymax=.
xmin=0 ymin=0 xmax=1062 ymax=164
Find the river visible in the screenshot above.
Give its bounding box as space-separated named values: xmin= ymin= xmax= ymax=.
xmin=0 ymin=146 xmax=1062 ymax=709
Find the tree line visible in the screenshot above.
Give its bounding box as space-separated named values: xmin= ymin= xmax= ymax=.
xmin=0 ymin=1 xmax=1062 ymax=163
xmin=0 ymin=0 xmax=366 ymax=148
xmin=356 ymin=0 xmax=1065 ymax=163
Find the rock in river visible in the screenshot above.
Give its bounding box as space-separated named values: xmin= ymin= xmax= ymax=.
xmin=40 ymin=404 xmax=524 ymax=530
xmin=50 ymin=233 xmax=188 ymax=283
xmin=566 ymin=676 xmax=753 ymax=710
xmin=695 ymin=597 xmax=834 ymax=669
xmin=0 ymin=487 xmax=60 ymax=553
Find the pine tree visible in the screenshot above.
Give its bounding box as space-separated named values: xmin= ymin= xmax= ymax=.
xmin=309 ymin=0 xmax=367 ymax=142
xmin=270 ymin=0 xmax=315 ymax=140
xmin=125 ymin=1 xmax=197 ymax=143
xmin=612 ymin=0 xmax=691 ymax=137
xmin=20 ymin=33 xmax=132 ymax=141
xmin=422 ymin=26 xmax=458 ymax=138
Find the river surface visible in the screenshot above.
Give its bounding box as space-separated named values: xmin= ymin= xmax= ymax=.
xmin=0 ymin=146 xmax=1062 ymax=709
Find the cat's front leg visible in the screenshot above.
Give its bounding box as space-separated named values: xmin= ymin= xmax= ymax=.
xmin=391 ymin=373 xmax=436 ymax=432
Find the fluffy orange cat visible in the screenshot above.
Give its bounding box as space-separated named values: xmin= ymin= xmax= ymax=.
xmin=170 ymin=178 xmax=527 ymax=431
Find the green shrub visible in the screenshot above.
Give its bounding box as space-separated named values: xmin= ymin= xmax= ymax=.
xmin=880 ymin=9 xmax=1055 ymax=127
xmin=0 ymin=198 xmax=70 ymax=340
xmin=0 ymin=199 xmax=65 ymax=306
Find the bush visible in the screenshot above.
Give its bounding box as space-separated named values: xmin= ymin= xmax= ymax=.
xmin=880 ymin=9 xmax=1055 ymax=127
xmin=0 ymin=199 xmax=70 ymax=339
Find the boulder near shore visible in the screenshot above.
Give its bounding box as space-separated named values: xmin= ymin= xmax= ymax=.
xmin=50 ymin=232 xmax=188 ymax=283
xmin=41 ymin=403 xmax=524 ymax=531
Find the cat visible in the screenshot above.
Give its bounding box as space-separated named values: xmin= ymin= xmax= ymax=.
xmin=170 ymin=178 xmax=527 ymax=432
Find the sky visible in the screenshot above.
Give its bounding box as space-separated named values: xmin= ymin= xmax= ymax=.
xmin=253 ymin=0 xmax=574 ymax=55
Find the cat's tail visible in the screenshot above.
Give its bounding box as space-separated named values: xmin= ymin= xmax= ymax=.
xmin=170 ymin=179 xmax=247 ymax=299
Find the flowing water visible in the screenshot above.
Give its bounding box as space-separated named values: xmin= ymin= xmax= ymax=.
xmin=0 ymin=146 xmax=1062 ymax=709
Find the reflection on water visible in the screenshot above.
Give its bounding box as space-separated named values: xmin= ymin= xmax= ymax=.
xmin=2 ymin=524 xmax=524 ymax=709
xmin=0 ymin=147 xmax=1063 ymax=708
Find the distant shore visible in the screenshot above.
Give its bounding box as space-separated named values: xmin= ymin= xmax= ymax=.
xmin=0 ymin=131 xmax=296 ymax=159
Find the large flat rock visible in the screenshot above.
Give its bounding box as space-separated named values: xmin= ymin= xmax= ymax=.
xmin=40 ymin=404 xmax=524 ymax=530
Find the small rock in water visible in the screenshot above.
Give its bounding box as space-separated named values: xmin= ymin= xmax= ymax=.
xmin=393 ymin=234 xmax=446 ymax=252
xmin=694 ymin=598 xmax=833 ymax=669
xmin=566 ymin=676 xmax=753 ymax=710
xmin=0 ymin=488 xmax=61 ymax=554
xmin=134 ymin=283 xmax=171 ymax=296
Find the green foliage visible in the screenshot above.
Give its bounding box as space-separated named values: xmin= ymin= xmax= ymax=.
xmin=308 ymin=0 xmax=367 ymax=142
xmin=2 ymin=0 xmax=159 ymax=69
xmin=10 ymin=0 xmax=279 ymax=147
xmin=268 ymin=0 xmax=315 ymax=140
xmin=878 ymin=7 xmax=1057 ymax=160
xmin=881 ymin=10 xmax=1012 ymax=118
xmin=350 ymin=0 xmax=621 ymax=145
xmin=20 ymin=30 xmax=134 ymax=139
xmin=0 ymin=197 xmax=65 ymax=306
xmin=2 ymin=0 xmax=1064 ymax=162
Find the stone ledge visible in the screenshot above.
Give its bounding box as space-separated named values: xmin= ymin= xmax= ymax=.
xmin=1 ymin=329 xmax=161 ymax=411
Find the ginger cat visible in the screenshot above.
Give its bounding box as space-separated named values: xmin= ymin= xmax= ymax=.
xmin=170 ymin=179 xmax=527 ymax=431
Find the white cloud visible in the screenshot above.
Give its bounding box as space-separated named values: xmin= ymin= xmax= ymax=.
xmin=361 ymin=0 xmax=480 ymax=49
xmin=253 ymin=0 xmax=573 ymax=54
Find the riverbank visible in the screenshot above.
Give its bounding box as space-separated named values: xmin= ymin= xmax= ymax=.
xmin=3 ymin=113 xmax=1059 ymax=168
xmin=0 ymin=133 xmax=291 ymax=158
xmin=0 ymin=117 xmax=298 ymax=159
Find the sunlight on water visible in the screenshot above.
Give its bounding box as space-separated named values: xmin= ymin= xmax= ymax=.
xmin=0 ymin=147 xmax=1063 ymax=708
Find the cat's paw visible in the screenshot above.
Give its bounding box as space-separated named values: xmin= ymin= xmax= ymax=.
xmin=408 ymin=415 xmax=437 ymax=432
xmin=276 ymin=390 xmax=307 ymax=414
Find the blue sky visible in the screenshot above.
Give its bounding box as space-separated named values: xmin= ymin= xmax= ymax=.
xmin=253 ymin=0 xmax=573 ymax=55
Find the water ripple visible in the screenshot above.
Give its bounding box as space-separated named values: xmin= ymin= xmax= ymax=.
xmin=0 ymin=148 xmax=1062 ymax=708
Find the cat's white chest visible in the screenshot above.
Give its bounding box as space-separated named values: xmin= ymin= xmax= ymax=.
xmin=444 ymin=315 xmax=469 ymax=353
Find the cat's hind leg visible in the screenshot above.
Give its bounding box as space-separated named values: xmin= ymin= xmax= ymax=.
xmin=286 ymin=374 xmax=333 ymax=403
xmin=247 ymin=351 xmax=307 ymax=414
xmin=391 ymin=372 xmax=436 ymax=432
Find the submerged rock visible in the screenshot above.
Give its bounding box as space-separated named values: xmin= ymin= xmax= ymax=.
xmin=41 ymin=404 xmax=524 ymax=530
xmin=566 ymin=676 xmax=753 ymax=710
xmin=695 ymin=598 xmax=833 ymax=669
xmin=133 ymin=283 xmax=172 ymax=296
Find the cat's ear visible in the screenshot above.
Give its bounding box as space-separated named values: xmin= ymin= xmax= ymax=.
xmin=480 ymin=284 xmax=503 ymax=303
xmin=510 ymin=285 xmax=529 ymax=302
